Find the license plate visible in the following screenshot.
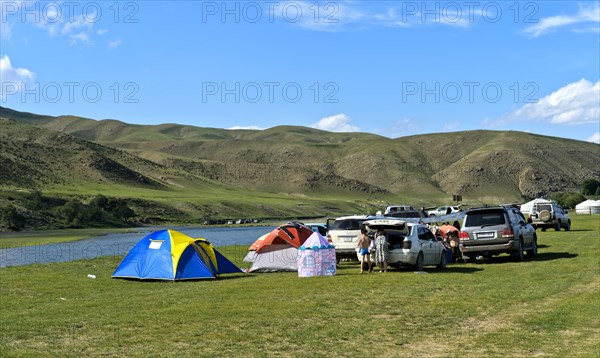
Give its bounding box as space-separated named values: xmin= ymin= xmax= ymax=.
xmin=343 ymin=237 xmax=353 ymax=242
xmin=477 ymin=232 xmax=494 ymax=239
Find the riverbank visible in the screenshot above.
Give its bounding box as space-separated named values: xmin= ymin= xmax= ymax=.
xmin=0 ymin=218 xmax=313 ymax=249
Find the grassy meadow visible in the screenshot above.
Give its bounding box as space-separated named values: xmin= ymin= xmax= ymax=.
xmin=0 ymin=215 xmax=598 ymax=357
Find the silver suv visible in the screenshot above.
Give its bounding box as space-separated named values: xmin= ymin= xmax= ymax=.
xmin=529 ymin=201 xmax=571 ymax=231
xmin=459 ymin=206 xmax=537 ymax=261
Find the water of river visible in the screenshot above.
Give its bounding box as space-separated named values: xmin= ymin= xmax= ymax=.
xmin=0 ymin=226 xmax=276 ymax=268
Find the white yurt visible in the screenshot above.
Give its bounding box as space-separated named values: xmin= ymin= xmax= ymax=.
xmin=575 ymin=199 xmax=600 ymax=215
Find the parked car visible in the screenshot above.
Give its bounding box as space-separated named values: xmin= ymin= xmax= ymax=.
xmin=384 ymin=209 xmax=425 ymax=221
xmin=459 ymin=206 xmax=537 ymax=261
xmin=528 ymin=201 xmax=571 ymax=231
xmin=427 ymin=206 xmax=461 ymax=217
xmin=361 ymin=218 xmax=448 ymax=270
xmin=303 ymin=222 xmax=328 ymax=236
xmin=327 ymin=215 xmax=370 ymax=260
xmin=384 ymin=205 xmax=416 ymax=214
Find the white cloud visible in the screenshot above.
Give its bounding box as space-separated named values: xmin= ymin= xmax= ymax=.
xmin=108 ymin=39 xmax=123 ymax=49
xmin=97 ymin=29 xmax=108 ymax=35
xmin=311 ymin=113 xmax=360 ymax=132
xmin=0 ymin=55 xmax=36 ymax=100
xmin=279 ymin=1 xmax=474 ymax=32
xmin=587 ymin=132 xmax=600 ymax=144
xmin=524 ymin=3 xmax=600 ymax=37
xmin=522 ymin=79 xmax=598 ymax=124
xmin=500 ymin=79 xmax=600 ymax=125
xmin=69 ymin=32 xmax=90 ymax=45
xmin=228 ymin=125 xmax=263 ymax=130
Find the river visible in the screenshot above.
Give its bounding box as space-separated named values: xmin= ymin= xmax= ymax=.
xmin=0 ymin=226 xmax=276 ymax=268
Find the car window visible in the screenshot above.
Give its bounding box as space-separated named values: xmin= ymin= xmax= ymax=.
xmin=507 ymin=210 xmax=518 ymax=224
xmin=331 ymin=219 xmax=364 ymax=231
xmin=417 ymin=227 xmax=433 ymax=240
xmin=536 ymin=204 xmax=552 ymax=212
xmin=465 ymin=211 xmax=506 ymax=227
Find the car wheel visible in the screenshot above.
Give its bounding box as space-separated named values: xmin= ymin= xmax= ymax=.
xmin=414 ymin=252 xmax=424 ymax=271
xmin=565 ymin=221 xmax=571 ymax=231
xmin=436 ymin=250 xmax=447 ymax=269
xmin=526 ymin=236 xmax=537 ymax=257
xmin=513 ymin=239 xmax=524 ymax=261
xmin=555 ymin=220 xmax=561 ymax=231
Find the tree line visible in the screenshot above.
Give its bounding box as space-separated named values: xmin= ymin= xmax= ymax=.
xmin=1 ymin=191 xmax=135 ymax=231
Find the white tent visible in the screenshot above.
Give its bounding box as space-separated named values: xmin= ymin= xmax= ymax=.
xmin=520 ymin=198 xmax=552 ymax=214
xmin=575 ymin=199 xmax=600 ymax=215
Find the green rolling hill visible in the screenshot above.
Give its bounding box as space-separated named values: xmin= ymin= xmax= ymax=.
xmin=1 ymin=106 xmax=598 ymax=227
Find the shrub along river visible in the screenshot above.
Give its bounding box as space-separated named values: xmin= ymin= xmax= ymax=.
xmin=0 ymin=226 xmax=276 ymax=268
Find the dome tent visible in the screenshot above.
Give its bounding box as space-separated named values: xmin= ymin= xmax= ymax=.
xmin=575 ymin=199 xmax=600 ymax=214
xmin=244 ymin=222 xmax=314 ymax=272
xmin=112 ymin=230 xmax=242 ymax=280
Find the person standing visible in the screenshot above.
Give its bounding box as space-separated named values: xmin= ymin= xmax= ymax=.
xmin=356 ymin=229 xmax=372 ymax=274
xmin=374 ymin=228 xmax=388 ymax=272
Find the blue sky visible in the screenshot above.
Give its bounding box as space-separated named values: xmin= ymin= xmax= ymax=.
xmin=1 ymin=1 xmax=599 ymax=142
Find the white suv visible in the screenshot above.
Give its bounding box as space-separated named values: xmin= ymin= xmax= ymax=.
xmin=327 ymin=215 xmax=369 ymax=260
xmin=529 ymin=201 xmax=571 ymax=231
xmin=427 ymin=206 xmax=461 ymax=217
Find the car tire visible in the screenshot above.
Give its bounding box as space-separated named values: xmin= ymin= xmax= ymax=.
xmin=526 ymin=236 xmax=537 ymax=257
xmin=555 ymin=220 xmax=561 ymax=231
xmin=414 ymin=252 xmax=424 ymax=271
xmin=436 ymin=251 xmax=447 ymax=269
xmin=565 ymin=221 xmax=571 ymax=231
xmin=512 ymin=239 xmax=524 ymax=261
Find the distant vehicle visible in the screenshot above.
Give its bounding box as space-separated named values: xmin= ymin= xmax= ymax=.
xmin=384 ymin=205 xmax=416 ymax=215
xmin=327 ymin=215 xmax=370 ymax=260
xmin=459 ymin=206 xmax=537 ymax=261
xmin=427 ymin=206 xmax=461 ymax=217
xmin=361 ymin=218 xmax=448 ymax=270
xmin=528 ymin=201 xmax=571 ymax=231
xmin=384 ymin=209 xmax=425 ymax=221
xmin=303 ymin=222 xmax=328 ymax=236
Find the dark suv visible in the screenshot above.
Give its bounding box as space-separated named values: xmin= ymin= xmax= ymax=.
xmin=459 ymin=206 xmax=537 ymax=261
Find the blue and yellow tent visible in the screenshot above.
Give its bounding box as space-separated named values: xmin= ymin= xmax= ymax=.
xmin=112 ymin=230 xmax=242 ymax=280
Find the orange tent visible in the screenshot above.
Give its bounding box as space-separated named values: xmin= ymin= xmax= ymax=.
xmin=244 ymin=222 xmax=315 ymax=272
xmin=248 ymin=222 xmax=314 ymax=253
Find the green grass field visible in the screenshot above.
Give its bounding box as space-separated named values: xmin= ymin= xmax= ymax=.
xmin=1 ymin=216 xmax=598 ymax=357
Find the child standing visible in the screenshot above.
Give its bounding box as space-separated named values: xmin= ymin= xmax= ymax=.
xmin=356 ymin=229 xmax=372 ymax=274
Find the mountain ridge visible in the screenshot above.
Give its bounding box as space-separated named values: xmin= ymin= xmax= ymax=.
xmin=1 ymin=106 xmax=598 ymax=221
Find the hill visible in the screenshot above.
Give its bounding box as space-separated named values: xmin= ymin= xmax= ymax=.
xmin=1 ymin=106 xmax=598 ymax=227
